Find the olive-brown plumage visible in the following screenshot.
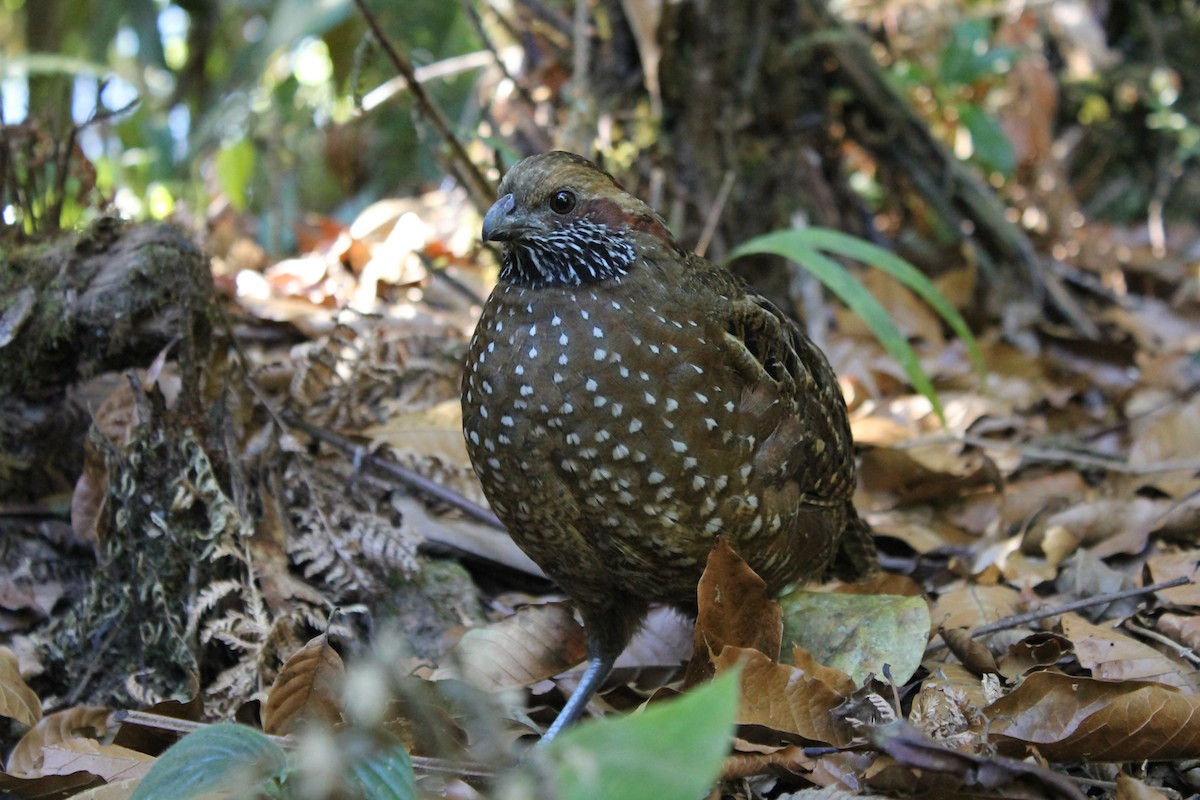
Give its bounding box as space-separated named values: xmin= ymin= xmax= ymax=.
xmin=463 ymin=152 xmax=876 ymax=740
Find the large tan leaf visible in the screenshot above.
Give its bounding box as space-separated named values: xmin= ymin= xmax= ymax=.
xmin=683 ymin=540 xmax=781 ymax=687
xmin=6 ymin=706 xmax=111 ymax=777
xmin=39 ymin=739 xmax=153 ymax=783
xmin=0 ymin=645 xmax=41 ymax=726
xmin=432 ymin=602 xmax=587 ymax=692
xmin=713 ymin=646 xmax=855 ymax=747
xmin=986 ymin=671 xmax=1200 ymax=761
xmin=263 ymin=634 xmax=345 ymax=735
xmin=1061 ymin=613 xmax=1200 ymax=692
xmin=1146 ymin=549 xmax=1200 ymax=606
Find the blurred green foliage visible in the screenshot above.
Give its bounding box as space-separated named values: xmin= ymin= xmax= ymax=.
xmin=0 ymin=0 xmax=481 ymax=247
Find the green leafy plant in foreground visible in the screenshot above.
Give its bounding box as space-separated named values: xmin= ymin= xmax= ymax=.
xmin=129 ymin=723 xmax=416 ymax=800
xmin=730 ymin=227 xmax=986 ymax=424
xmin=129 ymin=670 xmax=740 ymax=800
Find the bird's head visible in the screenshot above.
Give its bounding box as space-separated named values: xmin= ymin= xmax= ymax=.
xmin=482 ymin=151 xmax=678 ymax=288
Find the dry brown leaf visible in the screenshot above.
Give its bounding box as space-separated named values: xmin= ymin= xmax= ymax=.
xmin=432 ymin=602 xmax=587 ymax=692
xmin=1060 ymin=613 xmax=1200 ymax=691
xmin=997 ymin=632 xmax=1074 ymax=681
xmin=6 ymin=706 xmax=111 ymax=777
xmin=1045 ymin=496 xmax=1171 ymax=558
xmin=858 ymin=445 xmax=1000 ymax=505
xmin=1147 ymin=549 xmax=1200 ymax=606
xmin=683 ymin=540 xmax=782 ymax=687
xmin=1115 ymin=772 xmax=1172 ymax=800
xmin=614 ymin=606 xmax=693 ymax=670
xmin=0 ymin=645 xmax=41 ymax=727
xmin=713 ymin=645 xmax=855 ymax=747
xmin=930 ymin=584 xmax=1023 ymax=631
xmin=263 ymin=634 xmax=345 ymax=735
xmin=987 ymin=671 xmax=1200 ymax=761
xmin=938 ymin=627 xmax=999 ymax=676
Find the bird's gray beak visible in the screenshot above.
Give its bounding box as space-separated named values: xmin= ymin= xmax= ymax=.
xmin=482 ymin=193 xmax=517 ymax=243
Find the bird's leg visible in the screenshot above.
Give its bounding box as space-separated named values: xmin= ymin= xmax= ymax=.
xmin=536 ymin=649 xmax=616 ymax=745
xmin=535 ymin=605 xmax=643 ymax=745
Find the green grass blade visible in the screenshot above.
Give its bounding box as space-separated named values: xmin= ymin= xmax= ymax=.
xmin=729 ymin=236 xmax=945 ymax=423
xmin=794 ymin=228 xmax=985 ymax=378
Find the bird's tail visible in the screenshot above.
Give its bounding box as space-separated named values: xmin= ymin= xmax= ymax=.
xmin=826 ymin=505 xmax=878 ymax=582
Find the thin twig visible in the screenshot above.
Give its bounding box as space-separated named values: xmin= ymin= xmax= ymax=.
xmin=695 ymin=169 xmax=736 ymax=258
xmin=281 ymin=410 xmax=504 ymax=530
xmin=351 ymin=0 xmax=494 ymax=212
xmin=926 ymin=576 xmax=1191 ymax=656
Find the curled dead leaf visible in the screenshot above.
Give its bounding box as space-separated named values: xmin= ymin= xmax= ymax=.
xmin=683 ymin=540 xmax=782 ymax=688
xmin=986 ymin=671 xmax=1200 ymax=761
xmin=263 ymin=634 xmax=345 ymax=735
xmin=713 ymin=645 xmax=855 ymax=748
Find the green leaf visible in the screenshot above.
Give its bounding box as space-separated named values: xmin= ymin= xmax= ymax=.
xmin=130 ymin=723 xmax=289 ymax=800
xmin=529 ymin=668 xmax=740 ymax=800
xmin=342 ymin=735 xmax=417 ymax=800
xmin=959 ymin=104 xmax=1016 ymax=177
xmin=729 ymin=231 xmax=951 ymax=423
xmin=215 ymin=139 xmax=257 ymax=212
xmin=778 ymin=591 xmax=931 ymax=685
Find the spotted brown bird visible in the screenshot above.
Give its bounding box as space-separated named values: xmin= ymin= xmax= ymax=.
xmin=462 ymin=151 xmax=876 ymax=741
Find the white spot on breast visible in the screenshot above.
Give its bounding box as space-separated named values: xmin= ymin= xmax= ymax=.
xmin=581 ymin=309 xmax=590 ymax=320
xmin=617 ymin=490 xmax=634 ymax=505
xmin=640 ymin=371 xmax=650 ymax=381
xmin=515 ymin=365 xmax=524 ymax=375
xmin=529 ymin=324 xmax=537 ymax=335
xmin=619 ymin=366 xmax=630 ymax=378
xmin=480 ymin=407 xmax=489 ymax=418
xmin=629 ymin=419 xmax=643 ymax=433
xmin=561 ymin=459 xmax=579 ymax=473
xmin=559 ymin=333 xmax=569 ymax=345
xmin=644 ymin=392 xmax=656 ymax=405
xmin=468 ymin=431 xmax=480 ymax=445
xmin=649 ymin=344 xmax=660 ymax=354
xmin=487 ymin=341 xmax=495 ymax=353
xmin=643 ymin=504 xmax=659 ymax=516
xmin=668 ymin=344 xmax=679 ymax=353
xmin=610 ymin=403 xmax=623 ymax=417
xmin=528 ymin=347 xmax=538 ymax=358
xmin=671 ymin=440 xmax=688 ymax=453
xmin=559 ymin=354 xmax=569 ymax=365
xmin=592 ymin=326 xmax=604 ymax=338
xmin=704 ymin=518 xmax=723 ymax=534
xmin=682 ymin=456 xmax=698 ymax=470
xmin=705 ymin=418 xmax=718 ymax=430
xmin=693 ymin=475 xmax=707 ymax=491
xmin=482 ymin=380 xmax=493 ymax=394
xmin=714 ymin=475 xmax=729 ymax=491
xmin=586 ymin=378 xmax=598 ymax=391
xmin=595 ymin=430 xmax=611 ymax=442
xmin=520 ymin=385 xmax=533 ymax=396
xmin=739 ymin=465 xmax=752 ymax=480
xmin=500 ymin=415 xmax=514 ymax=427
xmin=749 ymin=516 xmax=763 ymax=534
xmin=695 ymin=392 xmax=709 ymax=404
xmin=613 ymin=444 xmax=630 ymax=459
xmin=665 ymin=398 xmax=678 ymax=412
xmin=594 ymin=348 xmax=607 ymax=360
xmin=611 ymin=301 xmax=622 ymax=310
xmin=553 ymin=373 xmax=564 ymax=383
xmin=725 ymin=401 xmax=735 ymax=412
xmin=487 ymin=457 xmax=501 ymax=469
xmin=552 ymin=314 xmax=562 ymax=326
xmin=561 ymin=402 xmax=574 ymax=414
xmin=656 ymin=486 xmax=674 ymax=502
xmin=647 ymin=471 xmax=665 ymax=484
xmin=595 ymin=396 xmax=608 ymax=408
xmin=495 ymin=321 xmax=503 ymax=332
xmin=692 ymin=364 xmax=704 ymax=374
xmin=566 ymin=433 xmax=582 ymax=445
xmin=746 ymin=496 xmax=759 ymax=510
xmin=632 ymin=451 xmax=648 ymax=463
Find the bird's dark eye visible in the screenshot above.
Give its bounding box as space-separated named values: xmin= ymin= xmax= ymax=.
xmin=549 ymin=190 xmax=576 ymax=214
